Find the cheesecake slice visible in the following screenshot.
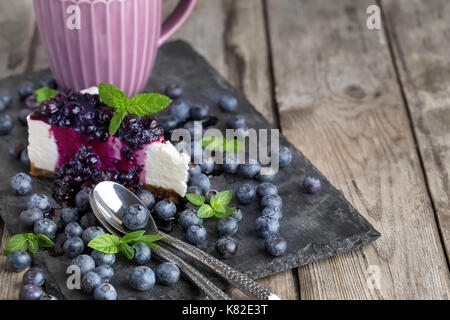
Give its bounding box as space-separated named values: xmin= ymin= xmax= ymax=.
xmin=27 ymin=87 xmax=189 ymax=202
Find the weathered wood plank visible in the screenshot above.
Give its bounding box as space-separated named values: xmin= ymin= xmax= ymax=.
xmin=266 ymin=0 xmax=450 ymax=299
xmin=382 ymin=0 xmax=450 ymax=260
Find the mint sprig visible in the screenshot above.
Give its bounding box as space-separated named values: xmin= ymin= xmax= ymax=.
xmin=98 ymin=83 xmax=172 ymax=135
xmin=88 ymin=231 xmax=164 ymax=260
xmin=34 ymin=86 xmax=59 ymax=103
xmin=4 ymin=233 xmax=55 ymax=256
xmin=202 ymin=136 xmax=244 ymax=153
xmin=186 ymin=190 xmax=234 ymax=219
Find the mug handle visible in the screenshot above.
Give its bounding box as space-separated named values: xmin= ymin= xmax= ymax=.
xmin=158 ymin=0 xmax=196 ymax=47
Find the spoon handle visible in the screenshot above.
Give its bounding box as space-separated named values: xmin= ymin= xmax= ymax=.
xmin=154 ymin=246 xmax=231 ymax=300
xmin=159 ymin=232 xmax=280 ymax=300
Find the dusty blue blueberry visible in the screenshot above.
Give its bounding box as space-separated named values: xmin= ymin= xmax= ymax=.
xmin=8 ymin=142 xmax=25 ymax=160
xmin=75 ymin=188 xmax=91 ymax=212
xmin=216 ymin=236 xmax=238 ymax=259
xmin=34 ymin=218 xmax=57 ymax=239
xmin=61 ymin=207 xmax=79 ymax=224
xmin=123 ymin=204 xmax=149 ymax=230
xmin=10 ymin=173 xmax=32 ymax=195
xmin=65 ymin=222 xmax=83 ymax=238
xmin=256 ymin=167 xmax=277 ymax=182
xmin=94 ymin=283 xmax=117 ymax=300
xmin=71 ymin=254 xmax=95 ymax=275
xmin=17 ymin=81 xmax=35 ymax=100
xmin=94 ymin=265 xmax=114 ymax=282
xmin=23 ymin=267 xmax=46 ymax=286
xmin=81 ymin=226 xmax=105 ymax=244
xmin=160 ymin=115 xmax=179 ymax=132
xmin=19 ymin=284 xmax=43 ymax=300
xmin=185 ymin=225 xmax=207 ymax=245
xmin=188 ymin=163 xmax=202 ymax=181
xmin=170 ymin=100 xmax=190 ymax=121
xmin=0 ymin=114 xmax=13 ymax=135
xmin=239 ymin=161 xmax=261 ymax=179
xmin=129 ymin=266 xmax=155 ymax=291
xmin=200 ymin=155 xmax=215 ymax=174
xmin=256 ymin=182 xmax=278 ymax=198
xmin=254 ymin=216 xmax=279 ymax=239
xmin=265 ymin=234 xmax=287 ymax=257
xmin=187 ymin=185 xmax=202 ymax=195
xmin=0 ymin=91 xmax=12 ymax=108
xmin=156 ymin=262 xmax=180 ymax=286
xmin=18 ymin=108 xmax=32 ymax=126
xmin=19 ymin=208 xmax=43 ymax=228
xmin=226 ymin=115 xmax=247 ymax=130
xmin=63 ymin=237 xmax=85 ymax=258
xmin=189 ymin=173 xmax=211 ymax=194
xmin=79 ymin=212 xmax=98 ymax=229
xmin=236 ymin=184 xmax=256 ymax=205
xmin=81 ymin=271 xmax=102 ymax=293
xmin=223 ymin=154 xmax=239 ymax=174
xmin=303 ymin=176 xmax=321 ymax=194
xmin=231 ymin=208 xmax=243 ymax=221
xmin=154 ymin=200 xmax=176 ymax=220
xmin=219 ymin=95 xmax=238 ymax=112
xmin=131 ymin=242 xmax=151 ymax=265
xmin=7 ymin=251 xmax=31 ymax=272
xmin=27 ymin=193 xmax=51 ymax=213
xmin=216 ymin=217 xmax=239 ymax=237
xmin=20 ymin=148 xmax=29 ymax=167
xmin=39 ymin=75 xmax=57 ymax=89
xmin=179 ymin=209 xmax=203 ymax=230
xmin=165 ymin=83 xmax=183 ymax=100
xmin=277 ymin=146 xmax=292 ymax=168
xmin=40 ymin=294 xmax=58 ymax=300
xmin=91 ymin=250 xmax=115 ymax=266
xmin=190 ymin=104 xmax=210 ymax=120
xmin=136 ymin=190 xmax=155 ymax=209
xmin=261 ymin=206 xmax=283 ymax=220
xmin=261 ymin=194 xmax=283 ymax=209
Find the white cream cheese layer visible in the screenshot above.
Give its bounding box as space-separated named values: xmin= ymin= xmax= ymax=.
xmin=27 ymin=116 xmax=59 ymax=172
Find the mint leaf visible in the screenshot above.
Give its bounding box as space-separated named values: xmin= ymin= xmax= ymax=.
xmin=121 ymin=230 xmax=146 ymax=244
xmin=202 ymin=137 xmax=243 ymax=153
xmin=214 ymin=207 xmax=234 ymax=219
xmin=109 ymin=109 xmax=127 ymax=136
xmin=127 ymin=93 xmax=172 ymax=116
xmin=210 ymin=190 xmax=232 ymax=211
xmin=98 ymin=83 xmax=128 ymax=109
xmin=4 ymin=234 xmax=29 ymax=255
xmin=139 ymin=235 xmax=164 ymax=250
xmin=35 ymin=234 xmax=55 ymax=247
xmin=186 ymin=193 xmax=205 ymax=206
xmin=34 ymin=87 xmax=59 ymax=103
xmin=119 ymin=243 xmax=134 ymax=260
xmin=28 ymin=236 xmax=39 ymax=254
xmin=226 ymin=139 xmax=244 ymax=153
xmin=197 ymin=204 xmax=215 ymax=219
xmin=88 ymin=234 xmax=120 ymax=254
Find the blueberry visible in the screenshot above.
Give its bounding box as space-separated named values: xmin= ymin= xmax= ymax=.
xmin=154 ymin=200 xmax=177 ymax=220
xmin=94 ymin=283 xmax=117 ymax=300
xmin=256 ymin=167 xmax=277 ymax=182
xmin=236 ymin=184 xmax=256 ymax=205
xmin=39 ymin=75 xmax=57 ymax=89
xmin=10 ymin=173 xmax=32 ymax=195
xmin=75 ymin=188 xmax=91 ymax=212
xmin=8 ymin=142 xmax=26 ymax=160
xmin=265 ymin=234 xmax=287 ymax=257
xmin=71 ymin=254 xmax=95 ymax=275
xmin=0 ymin=114 xmax=13 ymax=135
xmin=34 ymin=218 xmax=57 ymax=239
xmin=179 ymin=209 xmax=203 ymax=230
xmin=239 ymin=161 xmax=261 ymax=179
xmin=131 ymin=242 xmax=151 ymax=265
xmin=256 ymin=182 xmax=278 ymax=198
xmin=0 ymin=99 xmax=6 ymax=113
xmin=123 ymin=204 xmax=149 ymax=230
xmin=129 ymin=266 xmax=155 ymax=291
xmin=19 ymin=284 xmax=43 ymax=300
xmin=216 ymin=236 xmax=238 ymax=258
xmin=189 ymin=174 xmax=211 ymax=194
xmin=188 ymin=163 xmax=202 ymax=180
xmin=190 ymin=141 xmax=203 ymax=162
xmin=20 ymin=148 xmax=30 ymax=167
xmin=23 ymin=267 xmax=46 ymax=286
xmin=27 ymin=193 xmax=51 ymax=213
xmin=186 ymin=185 xmax=202 ymax=195
xmin=216 ymin=217 xmax=239 ymax=237
xmin=18 ymin=108 xmax=32 ymax=125
xmin=156 ymin=262 xmax=180 ymax=285
xmin=205 ymin=189 xmax=218 ymax=203
xmin=40 ymin=294 xmax=58 ymax=300
xmin=170 ymin=100 xmax=190 ymax=122
xmin=19 ymin=208 xmax=44 ymax=228
xmin=183 ymin=121 xmax=203 ymax=137
xmin=17 ymin=81 xmax=36 ymax=100
xmin=185 ymin=225 xmax=207 ymax=245
xmin=160 ymin=115 xmax=179 ymax=132
xmin=230 ymin=207 xmax=243 ymax=221
xmin=61 ymin=207 xmax=79 ymax=224
xmin=199 ymin=155 xmax=215 ymax=174
xmin=219 ymin=95 xmax=238 ymax=112
xmin=25 ymin=96 xmax=39 ymax=110
xmin=136 ymin=189 xmax=155 ymax=209
xmin=94 ymin=265 xmax=114 ymax=282
xmin=63 ymin=237 xmax=85 ymax=258
xmin=303 ymin=176 xmax=321 ymax=194
xmin=190 ymin=104 xmax=210 ymax=120
xmin=254 ymin=216 xmax=279 ymax=239
xmin=0 ymin=91 xmax=12 ymax=108
xmin=64 ymin=222 xmax=84 ymax=238
xmin=7 ymin=251 xmax=31 ymax=272
xmin=91 ymin=250 xmax=115 ymax=266
xmin=79 ymin=212 xmax=98 ymax=229
xmin=226 ymin=115 xmax=247 ymax=130
xmin=165 ymin=83 xmax=183 ymax=100
xmin=82 ymin=226 xmax=105 ymax=244
xmin=81 ymin=271 xmax=102 ymax=293
xmin=261 ymin=206 xmax=283 ymax=220
xmin=223 ymin=155 xmax=239 ymax=174
xmin=261 ymin=194 xmax=283 ymax=209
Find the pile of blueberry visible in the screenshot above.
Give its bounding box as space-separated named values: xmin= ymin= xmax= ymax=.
xmin=19 ymin=267 xmax=58 ymax=300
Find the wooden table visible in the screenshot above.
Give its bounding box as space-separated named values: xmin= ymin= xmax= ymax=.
xmin=0 ymin=0 xmax=449 ymax=300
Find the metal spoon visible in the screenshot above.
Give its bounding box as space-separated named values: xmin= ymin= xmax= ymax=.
xmin=90 ymin=181 xmax=280 ymax=300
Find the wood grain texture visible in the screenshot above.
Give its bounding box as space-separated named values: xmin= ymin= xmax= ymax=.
xmin=266 ymin=0 xmax=450 ymax=299
xmin=382 ymin=0 xmax=450 ymax=259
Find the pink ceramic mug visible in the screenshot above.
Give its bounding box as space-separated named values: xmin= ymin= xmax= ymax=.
xmin=33 ymin=0 xmax=196 ymax=96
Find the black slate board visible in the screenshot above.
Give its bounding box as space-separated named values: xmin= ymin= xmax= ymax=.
xmin=0 ymin=40 xmax=380 ymax=300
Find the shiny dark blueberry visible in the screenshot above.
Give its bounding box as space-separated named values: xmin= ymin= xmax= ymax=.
xmin=23 ymin=267 xmax=46 ymax=286
xmin=81 ymin=271 xmax=102 ymax=293
xmin=91 ymin=250 xmax=115 ymax=267
xmin=63 ymin=237 xmax=86 ymax=258
xmin=19 ymin=284 xmax=43 ymax=300
xmin=254 ymin=216 xmax=279 ymax=239
xmin=94 ymin=265 xmax=114 ymax=282
xmin=8 ymin=142 xmax=26 ymax=160
xmin=303 ymin=176 xmax=321 ymax=194
xmin=129 ymin=266 xmax=155 ymax=291
xmin=216 ymin=217 xmax=239 ymax=237
xmin=82 ymin=226 xmax=105 ymax=245
xmin=17 ymin=81 xmax=36 ymax=100
xmin=10 ymin=172 xmax=32 ymax=195
xmin=136 ymin=189 xmax=155 ymax=209
xmin=94 ymin=283 xmax=117 ymax=300
xmin=219 ymin=95 xmax=238 ymax=112
xmin=0 ymin=114 xmax=13 ymax=135
xmin=154 ymin=200 xmax=177 ymax=221
xmin=190 ymin=104 xmax=210 ymax=120
xmin=71 ymin=254 xmax=95 ymax=275
xmin=239 ymin=161 xmax=261 ymax=179
xmin=179 ymin=208 xmax=203 ymax=230
xmin=185 ymin=225 xmax=207 ymax=245
xmin=79 ymin=212 xmax=98 ymax=229
xmin=156 ymin=262 xmax=180 ymax=286
xmin=65 ymin=222 xmax=84 ymax=238
xmin=75 ymin=188 xmax=91 ymax=212
xmin=7 ymin=251 xmax=31 ymax=272
xmin=27 ymin=193 xmax=52 ymax=213
xmin=226 ymin=115 xmax=247 ymax=130
xmin=188 ymin=163 xmax=202 ymax=180
xmin=131 ymin=242 xmax=151 ymax=265
xmin=235 ymin=184 xmax=256 ymax=205
xmin=34 ymin=218 xmax=57 ymax=239
xmin=61 ymin=207 xmax=79 ymax=224
xmin=256 ymin=182 xmax=278 ymax=198
xmin=123 ymin=204 xmax=149 ymax=230
xmin=265 ymin=234 xmax=287 ymax=257
xmin=261 ymin=206 xmax=283 ymax=220
xmin=216 ymin=236 xmax=238 ymax=259
xmin=189 ymin=174 xmax=211 ymax=194
xmin=165 ymin=83 xmax=183 ymax=100
xmin=276 ymin=146 xmax=292 ymax=168
xmin=261 ymin=194 xmax=283 ymax=209
xmin=170 ymin=100 xmax=190 ymax=122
